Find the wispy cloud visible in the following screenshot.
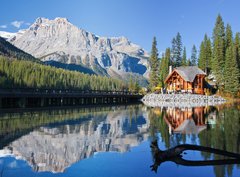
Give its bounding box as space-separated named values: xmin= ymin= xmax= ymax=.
xmin=11 ymin=20 xmax=24 ymax=28
xmin=0 ymin=25 xmax=7 ymax=29
xmin=25 ymin=22 xmax=31 ymax=26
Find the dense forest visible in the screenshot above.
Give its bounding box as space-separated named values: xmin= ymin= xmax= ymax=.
xmin=0 ymin=56 xmax=127 ymax=91
xmin=0 ymin=36 xmax=139 ymax=91
xmin=149 ymin=14 xmax=240 ymax=96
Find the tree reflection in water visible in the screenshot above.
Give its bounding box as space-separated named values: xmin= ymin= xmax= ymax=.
xmin=148 ymin=104 xmax=240 ymax=177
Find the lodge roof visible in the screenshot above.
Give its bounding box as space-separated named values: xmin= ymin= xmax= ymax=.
xmin=165 ymin=66 xmax=206 ymax=83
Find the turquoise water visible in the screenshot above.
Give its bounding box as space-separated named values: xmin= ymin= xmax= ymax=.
xmin=0 ymin=104 xmax=239 ymax=177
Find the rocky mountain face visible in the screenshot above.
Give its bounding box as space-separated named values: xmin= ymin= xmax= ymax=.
xmin=0 ymin=36 xmax=37 ymax=61
xmin=8 ymin=17 xmax=149 ymax=80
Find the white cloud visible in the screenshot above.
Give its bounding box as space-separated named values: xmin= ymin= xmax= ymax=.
xmin=25 ymin=22 xmax=31 ymax=26
xmin=0 ymin=25 xmax=7 ymax=28
xmin=11 ymin=21 xmax=24 ymax=28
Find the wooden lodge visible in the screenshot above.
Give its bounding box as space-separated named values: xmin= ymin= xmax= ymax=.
xmin=165 ymin=66 xmax=206 ymax=95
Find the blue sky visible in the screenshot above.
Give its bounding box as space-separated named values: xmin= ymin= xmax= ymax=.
xmin=1 ymin=0 xmax=240 ymax=56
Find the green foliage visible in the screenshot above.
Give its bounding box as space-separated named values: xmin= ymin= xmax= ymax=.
xmin=149 ymin=37 xmax=159 ymax=89
xmin=190 ymin=44 xmax=197 ymax=66
xmin=198 ymin=34 xmax=212 ymax=72
xmin=171 ymin=32 xmax=182 ymax=67
xmin=225 ymin=24 xmax=233 ymax=50
xmin=128 ymin=76 xmax=140 ymax=92
xmin=0 ymin=56 xmax=127 ymax=91
xmin=159 ymin=48 xmax=171 ymax=87
xmin=181 ymin=47 xmax=187 ymax=66
xmin=224 ymin=45 xmax=240 ymax=95
xmin=235 ymin=33 xmax=240 ymax=73
xmin=198 ymin=105 xmax=240 ymax=176
xmin=212 ymin=14 xmax=225 ymax=87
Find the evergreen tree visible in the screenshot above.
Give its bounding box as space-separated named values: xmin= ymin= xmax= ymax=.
xmin=198 ymin=34 xmax=212 ymax=73
xmin=149 ymin=37 xmax=159 ymax=89
xmin=176 ymin=32 xmax=183 ymax=66
xmin=0 ymin=56 xmax=127 ymax=91
xmin=171 ymin=32 xmax=182 ymax=67
xmin=182 ymin=47 xmax=187 ymax=66
xmin=171 ymin=37 xmax=177 ymax=66
xmin=198 ymin=41 xmax=206 ymax=70
xmin=225 ymin=24 xmax=233 ymax=50
xmin=129 ymin=76 xmax=134 ymax=91
xmin=191 ymin=45 xmax=197 ymax=66
xmin=186 ymin=59 xmax=191 ymax=66
xmin=224 ymin=44 xmax=240 ymax=95
xmin=158 ymin=53 xmax=165 ymax=87
xmin=212 ymin=14 xmax=225 ymax=87
xmin=234 ymin=33 xmax=240 ymax=72
xmin=159 ymin=48 xmax=171 ymax=87
xmin=206 ymin=37 xmax=213 ymax=71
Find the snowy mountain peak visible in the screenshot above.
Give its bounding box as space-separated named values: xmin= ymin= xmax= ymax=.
xmin=7 ymin=17 xmax=150 ymax=80
xmin=0 ymin=31 xmax=16 ymax=40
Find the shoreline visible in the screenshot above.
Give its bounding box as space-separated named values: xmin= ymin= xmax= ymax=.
xmin=142 ymin=93 xmax=226 ymax=108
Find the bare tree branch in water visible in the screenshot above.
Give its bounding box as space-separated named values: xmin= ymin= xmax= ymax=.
xmin=150 ymin=140 xmax=240 ymax=173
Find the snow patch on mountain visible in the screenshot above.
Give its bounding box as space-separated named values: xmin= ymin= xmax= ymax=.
xmin=8 ymin=17 xmax=150 ymax=79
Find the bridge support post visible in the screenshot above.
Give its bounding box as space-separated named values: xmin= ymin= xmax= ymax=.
xmin=18 ymin=98 xmax=26 ymax=108
xmin=40 ymin=98 xmax=45 ymax=107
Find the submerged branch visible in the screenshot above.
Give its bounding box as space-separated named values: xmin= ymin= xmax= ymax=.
xmin=150 ymin=140 xmax=240 ymax=173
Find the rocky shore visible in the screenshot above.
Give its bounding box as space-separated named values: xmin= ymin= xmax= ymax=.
xmin=142 ymin=93 xmax=226 ymax=108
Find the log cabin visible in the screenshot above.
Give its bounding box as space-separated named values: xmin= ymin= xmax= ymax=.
xmin=165 ymin=66 xmax=206 ymax=94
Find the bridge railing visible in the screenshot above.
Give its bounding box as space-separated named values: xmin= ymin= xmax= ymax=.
xmin=0 ymin=88 xmax=141 ymax=96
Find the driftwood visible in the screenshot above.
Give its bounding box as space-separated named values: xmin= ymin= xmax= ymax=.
xmin=150 ymin=140 xmax=240 ymax=173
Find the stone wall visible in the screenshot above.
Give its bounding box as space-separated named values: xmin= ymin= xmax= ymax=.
xmin=142 ymin=93 xmax=226 ymax=108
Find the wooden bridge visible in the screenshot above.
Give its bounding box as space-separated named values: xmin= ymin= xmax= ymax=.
xmin=0 ymin=88 xmax=143 ymax=108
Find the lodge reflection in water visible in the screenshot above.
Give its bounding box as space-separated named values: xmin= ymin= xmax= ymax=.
xmin=1 ymin=104 xmax=239 ymax=177
xmin=164 ymin=107 xmax=207 ymax=134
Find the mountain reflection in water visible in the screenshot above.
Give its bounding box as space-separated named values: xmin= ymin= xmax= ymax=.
xmin=0 ymin=103 xmax=239 ymax=177
xmin=0 ymin=105 xmax=149 ymax=172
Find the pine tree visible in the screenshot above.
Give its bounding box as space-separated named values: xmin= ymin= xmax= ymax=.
xmin=225 ymin=24 xmax=233 ymax=50
xmin=158 ymin=53 xmax=165 ymax=87
xmin=149 ymin=37 xmax=159 ymax=89
xmin=191 ymin=45 xmax=197 ymax=66
xmin=198 ymin=41 xmax=206 ymax=70
xmin=176 ymin=32 xmax=183 ymax=66
xmin=159 ymin=48 xmax=171 ymax=88
xmin=164 ymin=47 xmax=171 ymax=78
xmin=171 ymin=37 xmax=177 ymax=66
xmin=206 ymin=37 xmax=213 ymax=71
xmin=234 ymin=33 xmax=240 ymax=72
xmin=182 ymin=47 xmax=187 ymax=66
xmin=171 ymin=32 xmax=182 ymax=67
xmin=212 ymin=14 xmax=225 ymax=87
xmin=224 ymin=44 xmax=240 ymax=95
xmin=198 ymin=34 xmax=212 ymax=73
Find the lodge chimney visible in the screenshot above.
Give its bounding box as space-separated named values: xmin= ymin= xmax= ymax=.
xmin=169 ymin=65 xmax=173 ymax=75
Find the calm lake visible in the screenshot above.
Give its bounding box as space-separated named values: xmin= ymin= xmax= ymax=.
xmin=0 ymin=103 xmax=239 ymax=177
